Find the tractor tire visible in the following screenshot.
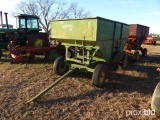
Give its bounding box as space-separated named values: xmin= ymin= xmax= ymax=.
xmin=0 ymin=49 xmax=2 ymax=58
xmin=142 ymin=48 xmax=147 ymax=57
xmin=92 ymin=64 xmax=108 ymax=88
xmin=119 ymin=54 xmax=128 ymax=68
xmin=28 ymin=53 xmax=35 ymax=62
xmin=32 ymin=34 xmax=45 ymax=47
xmin=132 ymin=51 xmax=139 ymax=62
xmin=53 ymin=56 xmax=69 ymax=75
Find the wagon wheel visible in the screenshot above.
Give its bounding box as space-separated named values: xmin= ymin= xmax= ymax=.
xmin=58 ymin=48 xmax=73 ymax=58
xmin=57 ymin=49 xmax=65 ymax=57
xmin=53 ymin=56 xmax=69 ymax=75
xmin=119 ymin=54 xmax=128 ymax=68
xmin=67 ymin=48 xmax=73 ymax=58
xmin=0 ymin=49 xmax=2 ymax=58
xmin=132 ymin=51 xmax=139 ymax=62
xmin=142 ymin=48 xmax=147 ymax=57
xmin=92 ymin=64 xmax=108 ymax=88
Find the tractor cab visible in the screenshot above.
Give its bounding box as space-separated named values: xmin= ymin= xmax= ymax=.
xmin=15 ymin=14 xmax=41 ymax=32
xmin=14 ymin=14 xmax=41 ymax=46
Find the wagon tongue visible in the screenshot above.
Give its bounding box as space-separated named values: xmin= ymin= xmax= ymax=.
xmin=26 ymin=69 xmax=75 ymax=104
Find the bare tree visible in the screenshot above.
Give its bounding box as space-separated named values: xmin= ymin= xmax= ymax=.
xmin=69 ymin=2 xmax=90 ymax=18
xmin=14 ymin=0 xmax=91 ymax=33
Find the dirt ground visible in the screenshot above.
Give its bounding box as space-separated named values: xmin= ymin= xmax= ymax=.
xmin=0 ymin=41 xmax=160 ymax=120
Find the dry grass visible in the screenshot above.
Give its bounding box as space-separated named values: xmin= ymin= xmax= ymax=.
xmin=0 ymin=42 xmax=160 ymax=120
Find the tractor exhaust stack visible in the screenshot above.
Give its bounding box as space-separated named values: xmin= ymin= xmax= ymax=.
xmin=4 ymin=12 xmax=9 ymax=29
xmin=0 ymin=11 xmax=3 ymax=28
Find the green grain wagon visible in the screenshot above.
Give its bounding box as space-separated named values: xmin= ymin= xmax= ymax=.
xmin=51 ymin=17 xmax=129 ymax=86
xmin=27 ymin=17 xmax=129 ymax=103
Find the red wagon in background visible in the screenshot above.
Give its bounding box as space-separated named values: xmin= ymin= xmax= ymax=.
xmin=123 ymin=24 xmax=149 ymax=62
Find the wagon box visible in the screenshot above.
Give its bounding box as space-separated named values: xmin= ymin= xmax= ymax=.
xmin=128 ymin=24 xmax=149 ymax=46
xmin=124 ymin=24 xmax=150 ymax=60
xmin=50 ymin=17 xmax=129 ymax=62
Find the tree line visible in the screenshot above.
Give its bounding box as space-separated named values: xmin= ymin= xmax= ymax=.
xmin=14 ymin=0 xmax=91 ymax=33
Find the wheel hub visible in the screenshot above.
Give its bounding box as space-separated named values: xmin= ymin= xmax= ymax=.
xmin=100 ymin=70 xmax=106 ymax=83
xmin=59 ymin=63 xmax=66 ymax=72
xmin=34 ymin=38 xmax=43 ymax=47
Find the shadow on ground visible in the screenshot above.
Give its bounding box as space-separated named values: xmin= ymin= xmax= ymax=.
xmin=36 ymin=64 xmax=159 ymax=106
xmin=37 ymin=89 xmax=105 ymax=106
xmin=32 ymin=53 xmax=160 ymax=105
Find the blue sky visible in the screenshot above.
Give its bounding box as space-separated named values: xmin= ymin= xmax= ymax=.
xmin=0 ymin=0 xmax=160 ymax=33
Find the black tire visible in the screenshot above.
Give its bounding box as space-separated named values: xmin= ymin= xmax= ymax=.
xmin=58 ymin=48 xmax=73 ymax=58
xmin=133 ymin=51 xmax=139 ymax=62
xmin=67 ymin=48 xmax=73 ymax=58
xmin=0 ymin=49 xmax=2 ymax=58
xmin=119 ymin=54 xmax=128 ymax=68
xmin=151 ymin=82 xmax=160 ymax=115
xmin=142 ymin=48 xmax=147 ymax=57
xmin=92 ymin=64 xmax=108 ymax=88
xmin=153 ymin=41 xmax=156 ymax=45
xmin=28 ymin=53 xmax=35 ymax=62
xmin=58 ymin=49 xmax=65 ymax=57
xmin=53 ymin=56 xmax=69 ymax=75
xmin=10 ymin=59 xmax=14 ymax=64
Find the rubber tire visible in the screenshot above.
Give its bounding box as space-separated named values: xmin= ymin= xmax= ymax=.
xmin=119 ymin=54 xmax=128 ymax=68
xmin=58 ymin=49 xmax=65 ymax=57
xmin=92 ymin=64 xmax=107 ymax=88
xmin=58 ymin=48 xmax=73 ymax=58
xmin=32 ymin=34 xmax=45 ymax=47
xmin=151 ymin=82 xmax=160 ymax=115
xmin=153 ymin=41 xmax=156 ymax=45
xmin=53 ymin=56 xmax=69 ymax=75
xmin=142 ymin=48 xmax=147 ymax=57
xmin=67 ymin=49 xmax=73 ymax=58
xmin=28 ymin=53 xmax=35 ymax=62
xmin=0 ymin=49 xmax=2 ymax=58
xmin=133 ymin=51 xmax=139 ymax=62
